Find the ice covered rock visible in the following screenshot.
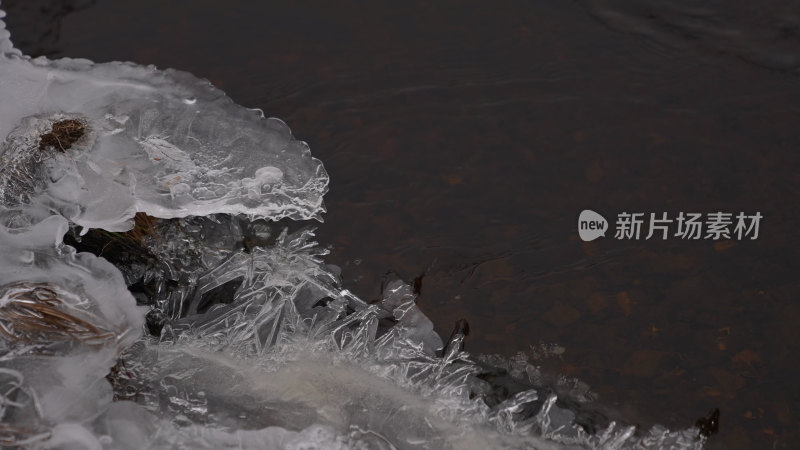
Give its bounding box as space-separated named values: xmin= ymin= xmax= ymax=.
xmin=0 ymin=214 xmax=144 ymax=349
xmin=0 ymin=214 xmax=144 ymax=446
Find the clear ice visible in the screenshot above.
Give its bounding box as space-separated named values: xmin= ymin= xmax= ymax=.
xmin=0 ymin=4 xmax=706 ymax=449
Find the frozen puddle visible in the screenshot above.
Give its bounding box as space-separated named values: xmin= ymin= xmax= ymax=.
xmin=0 ymin=4 xmax=705 ymax=449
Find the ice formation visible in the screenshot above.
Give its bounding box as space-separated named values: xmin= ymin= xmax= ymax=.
xmin=0 ymin=4 xmax=707 ymax=449
xmin=0 ymin=11 xmax=327 ymax=231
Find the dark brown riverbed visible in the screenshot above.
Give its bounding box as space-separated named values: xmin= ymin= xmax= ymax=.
xmin=3 ymin=1 xmax=799 ymax=448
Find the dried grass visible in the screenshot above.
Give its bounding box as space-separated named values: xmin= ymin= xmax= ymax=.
xmin=0 ymin=282 xmax=114 ymax=345
xmin=38 ymin=119 xmax=85 ymax=151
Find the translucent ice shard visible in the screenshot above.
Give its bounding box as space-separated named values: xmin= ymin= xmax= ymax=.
xmin=101 ymin=226 xmax=704 ymax=450
xmin=0 ymin=37 xmax=328 ymax=232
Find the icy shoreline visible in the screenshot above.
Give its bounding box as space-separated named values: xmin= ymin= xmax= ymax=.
xmin=0 ymin=4 xmax=706 ymax=449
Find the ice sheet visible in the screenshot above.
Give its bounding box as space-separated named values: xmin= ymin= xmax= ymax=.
xmin=0 ymin=43 xmax=328 ymax=232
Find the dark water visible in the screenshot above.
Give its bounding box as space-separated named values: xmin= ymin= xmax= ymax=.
xmin=4 ymin=0 xmax=799 ymax=448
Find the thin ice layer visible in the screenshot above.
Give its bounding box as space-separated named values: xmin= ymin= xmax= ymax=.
xmin=0 ymin=50 xmax=328 ymax=231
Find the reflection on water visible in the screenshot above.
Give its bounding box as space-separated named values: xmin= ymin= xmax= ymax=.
xmin=579 ymin=0 xmax=800 ymax=72
xmin=3 ymin=0 xmax=799 ymax=448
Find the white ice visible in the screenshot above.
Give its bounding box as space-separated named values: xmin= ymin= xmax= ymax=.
xmin=0 ymin=19 xmax=328 ymax=231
